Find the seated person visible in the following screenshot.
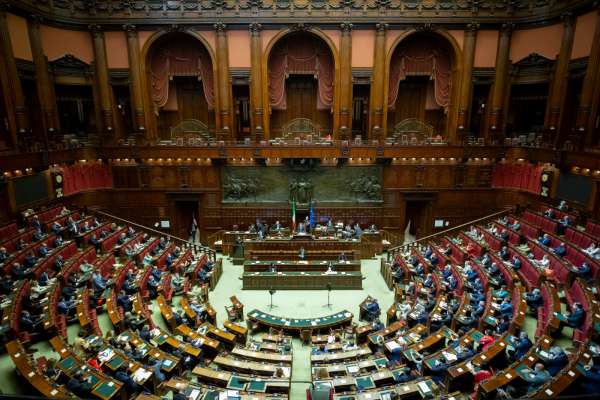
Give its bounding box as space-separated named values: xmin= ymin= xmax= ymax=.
xmin=538 ymin=233 xmax=552 ymax=247
xmin=31 ymin=229 xmax=46 ymax=242
xmin=66 ymin=371 xmax=94 ymax=398
xmin=499 ymin=229 xmax=510 ymax=242
xmin=473 ymin=301 xmax=486 ymax=318
xmin=117 ymin=290 xmax=133 ymax=312
xmin=510 ymin=331 xmax=533 ymax=360
xmin=581 ymin=362 xmax=600 ymax=394
xmin=338 ymin=252 xmax=347 ymax=262
xmin=558 ymin=302 xmax=586 ymax=331
xmin=499 ymin=298 xmax=513 ymax=317
xmin=423 ymin=273 xmax=434 ymax=288
xmin=553 ymin=242 xmax=567 ymax=257
xmin=456 ymin=342 xmax=476 ymax=362
xmin=92 ymin=271 xmax=108 ymax=293
xmin=544 ymin=208 xmax=556 ymax=219
xmin=79 ymin=261 xmax=94 ymax=276
xmin=479 ymin=329 xmax=495 ymax=351
xmin=471 ymin=278 xmax=484 ymax=292
xmin=545 ymin=345 xmax=569 ymax=376
xmin=525 ymin=288 xmax=543 ymax=309
xmin=442 ymin=264 xmax=453 ymax=279
xmin=499 ymin=246 xmax=510 ymax=261
xmin=146 ymin=275 xmax=160 ymax=298
xmin=20 ymin=310 xmax=42 ymax=333
xmin=428 ymin=358 xmax=448 ymax=384
xmin=510 ymin=220 xmax=521 ymax=231
xmin=51 ymin=221 xmax=62 ymax=235
xmin=89 ymin=234 xmax=100 ymax=250
xmin=23 ymin=252 xmax=37 ymax=268
xmin=414 ymin=263 xmax=425 ymax=277
xmin=57 ymin=296 xmax=76 ymax=317
xmin=39 ymin=243 xmax=50 ymax=258
xmin=114 ymin=365 xmax=141 ymax=396
xmin=521 ymin=363 xmax=551 ymax=393
xmin=576 ymin=262 xmax=592 ymax=280
xmin=494 ymin=285 xmax=510 ymax=301
xmin=445 ymin=275 xmax=458 ymax=291
xmin=11 ymin=262 xmax=28 ymax=280
xmin=423 ymin=246 xmax=433 ymax=259
xmin=53 ymin=235 xmax=64 ymax=248
xmin=584 ymin=242 xmax=600 ymax=260
xmin=139 ymin=325 xmax=152 ymax=342
xmin=496 ymin=315 xmax=510 ymax=334
xmin=480 ymin=254 xmax=492 ymax=268
xmin=364 ymin=298 xmax=381 ymax=321
xmin=511 ymin=255 xmax=522 ymax=270
xmin=488 ymin=262 xmax=500 ymax=276
xmin=0 ymin=247 xmax=8 ymax=264
xmin=470 ymin=289 xmax=486 ymax=305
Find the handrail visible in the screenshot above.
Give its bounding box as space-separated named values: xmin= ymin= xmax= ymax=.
xmin=387 ymin=207 xmax=515 ymax=261
xmin=90 ymin=208 xmax=217 ymax=261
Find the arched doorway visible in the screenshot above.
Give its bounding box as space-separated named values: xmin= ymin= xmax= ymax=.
xmin=266 ymin=31 xmax=336 ymax=140
xmin=144 ymin=32 xmax=216 ymax=142
xmin=386 ymin=31 xmax=460 ymax=142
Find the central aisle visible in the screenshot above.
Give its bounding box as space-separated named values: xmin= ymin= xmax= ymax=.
xmin=208 ymin=255 xmax=393 ymax=400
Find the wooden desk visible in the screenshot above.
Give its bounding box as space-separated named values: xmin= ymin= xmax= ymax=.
xmin=242 ymin=271 xmax=362 ymax=290
xmin=244 ymin=259 xmax=361 ymax=272
xmin=247 ymin=309 xmax=353 ymax=333
xmin=311 ymin=347 xmax=372 ymax=364
xmin=231 ymin=347 xmax=292 ymax=364
xmin=223 ymin=321 xmax=248 ymax=343
xmin=174 ymin=324 xmax=220 ymax=352
xmin=6 ymin=340 xmax=72 ymax=398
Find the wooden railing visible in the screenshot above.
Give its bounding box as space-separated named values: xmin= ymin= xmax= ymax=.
xmin=207 ymin=229 xmax=226 ymax=249
xmin=380 ymin=229 xmax=402 ymax=248
xmin=387 ymin=207 xmax=515 ymax=261
xmin=90 ymin=209 xmax=217 ymax=261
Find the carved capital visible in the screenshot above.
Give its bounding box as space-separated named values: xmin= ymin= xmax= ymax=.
xmin=291 ymin=22 xmax=310 ymax=32
xmin=561 ymin=12 xmax=575 ymax=26
xmin=375 ymin=23 xmax=388 ymax=33
xmin=214 ymin=22 xmax=227 ymax=33
xmin=466 ymin=22 xmax=480 ymax=32
xmin=122 ymin=24 xmax=137 ymax=34
xmin=166 ymin=24 xmax=183 ymax=33
xmin=249 ymin=22 xmax=262 ymax=34
xmin=340 ymin=22 xmax=353 ymax=33
xmin=29 ymin=14 xmax=44 ymax=27
xmin=88 ymin=24 xmax=102 ymax=37
xmin=500 ymin=23 xmax=515 ymax=34
xmin=416 ymin=23 xmax=434 ymax=32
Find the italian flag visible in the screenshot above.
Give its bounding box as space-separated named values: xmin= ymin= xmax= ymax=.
xmin=291 ymin=200 xmax=296 ymax=232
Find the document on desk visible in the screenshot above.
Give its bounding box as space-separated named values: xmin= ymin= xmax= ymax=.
xmin=132 ymin=368 xmax=152 ymax=383
xmin=97 ymin=348 xmax=114 ymax=362
xmin=417 ymin=381 xmax=431 ymax=394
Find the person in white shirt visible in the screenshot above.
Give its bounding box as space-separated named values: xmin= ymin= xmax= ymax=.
xmin=584 ymin=243 xmax=600 ymax=259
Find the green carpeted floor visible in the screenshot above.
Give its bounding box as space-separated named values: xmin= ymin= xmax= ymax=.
xmin=0 ymin=253 xmax=581 ymax=399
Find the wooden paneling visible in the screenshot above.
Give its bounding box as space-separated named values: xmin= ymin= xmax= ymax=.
xmin=270 ymin=75 xmax=333 ymax=138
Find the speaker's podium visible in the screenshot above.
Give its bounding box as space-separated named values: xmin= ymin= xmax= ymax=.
xmin=232 ymin=240 xmax=245 ymax=265
xmin=307 ymin=382 xmax=333 ymax=400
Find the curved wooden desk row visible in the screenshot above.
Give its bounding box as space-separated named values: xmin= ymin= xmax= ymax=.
xmin=242 ymin=271 xmax=363 ymax=290
xmin=247 ymin=309 xmax=353 ymax=333
xmin=244 ymin=259 xmax=361 ymax=272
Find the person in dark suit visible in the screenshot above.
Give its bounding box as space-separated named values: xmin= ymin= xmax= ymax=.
xmin=545 ymin=346 xmax=569 ymax=376
xmin=117 ymin=290 xmax=133 ymax=312
xmin=525 ymin=288 xmax=543 ymax=309
xmin=576 ymin=262 xmax=592 ymax=280
xmin=66 ymin=372 xmax=93 ymax=397
xmin=553 ymin=242 xmax=567 ymax=257
xmin=558 ymin=302 xmax=586 ymax=332
xmin=511 ymin=331 xmax=532 ymax=361
xmin=522 ymin=363 xmax=551 ymax=392
xmin=581 ymin=363 xmax=600 ymax=394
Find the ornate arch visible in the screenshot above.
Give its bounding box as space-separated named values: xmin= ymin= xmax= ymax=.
xmin=384 ymin=29 xmax=463 ymax=139
xmin=261 ymin=27 xmax=341 ymax=139
xmin=139 ymin=29 xmax=220 ymax=140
